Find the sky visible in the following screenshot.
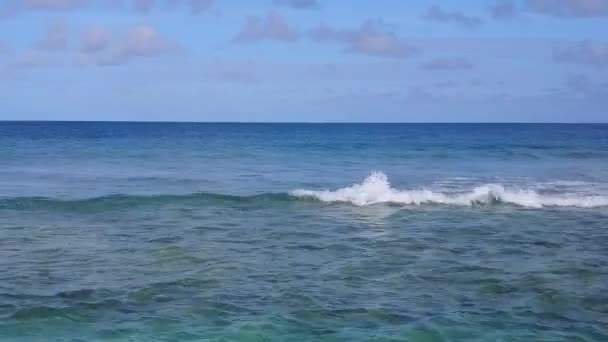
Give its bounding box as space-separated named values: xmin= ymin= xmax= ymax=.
xmin=0 ymin=0 xmax=607 ymax=122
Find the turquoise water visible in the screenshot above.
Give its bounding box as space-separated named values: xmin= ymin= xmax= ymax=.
xmin=1 ymin=122 xmax=607 ymax=341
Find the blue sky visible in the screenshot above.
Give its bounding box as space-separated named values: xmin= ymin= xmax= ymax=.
xmin=0 ymin=0 xmax=607 ymax=122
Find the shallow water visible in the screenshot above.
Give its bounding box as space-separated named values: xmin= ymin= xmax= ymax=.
xmin=1 ymin=122 xmax=607 ymax=341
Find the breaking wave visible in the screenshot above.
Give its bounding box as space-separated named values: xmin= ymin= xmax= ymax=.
xmin=290 ymin=172 xmax=608 ymax=208
xmin=1 ymin=172 xmax=607 ymax=210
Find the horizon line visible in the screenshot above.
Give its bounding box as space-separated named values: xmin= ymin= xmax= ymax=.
xmin=1 ymin=120 xmax=607 ymax=125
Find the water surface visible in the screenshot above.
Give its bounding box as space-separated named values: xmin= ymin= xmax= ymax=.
xmin=1 ymin=122 xmax=607 ymax=341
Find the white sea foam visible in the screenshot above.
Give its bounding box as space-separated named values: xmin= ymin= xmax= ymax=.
xmin=290 ymin=172 xmax=608 ymax=208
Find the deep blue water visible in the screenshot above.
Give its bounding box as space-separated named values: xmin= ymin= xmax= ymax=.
xmin=1 ymin=122 xmax=607 ymax=341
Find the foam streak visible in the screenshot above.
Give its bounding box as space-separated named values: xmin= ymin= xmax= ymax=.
xmin=290 ymin=172 xmax=608 ymax=208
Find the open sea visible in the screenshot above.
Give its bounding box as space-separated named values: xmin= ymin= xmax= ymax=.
xmin=1 ymin=121 xmax=607 ymax=341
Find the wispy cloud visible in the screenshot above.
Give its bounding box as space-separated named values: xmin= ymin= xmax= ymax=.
xmin=488 ymin=0 xmax=518 ymax=19
xmin=20 ymin=0 xmax=90 ymax=10
xmin=80 ymin=26 xmax=112 ymax=53
xmin=78 ymin=24 xmax=179 ymax=66
xmin=188 ymin=0 xmax=213 ymax=15
xmin=4 ymin=0 xmax=213 ymax=15
xmin=563 ymin=74 xmax=608 ymax=98
xmin=273 ymin=0 xmax=318 ymax=10
xmin=234 ymin=11 xmax=299 ymax=43
xmin=205 ymin=60 xmax=259 ymax=84
xmin=526 ymin=0 xmax=608 ymax=17
xmin=36 ymin=19 xmax=69 ymax=51
xmin=554 ymin=41 xmax=608 ymax=67
xmin=421 ymin=57 xmax=474 ymax=70
xmin=6 ymin=50 xmax=55 ymax=70
xmin=129 ymin=0 xmax=213 ymax=14
xmin=121 ymin=25 xmax=177 ymax=58
xmin=133 ymin=0 xmax=155 ymax=13
xmin=423 ymin=5 xmax=482 ymax=29
xmin=435 ymin=80 xmax=459 ymax=88
xmin=309 ymin=20 xmax=417 ymax=59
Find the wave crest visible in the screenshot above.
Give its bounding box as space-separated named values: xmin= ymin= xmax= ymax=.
xmin=2 ymin=173 xmax=607 ymax=210
xmin=289 ymin=172 xmax=608 ymax=208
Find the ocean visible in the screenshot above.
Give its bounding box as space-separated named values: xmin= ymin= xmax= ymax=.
xmin=0 ymin=122 xmax=607 ymax=341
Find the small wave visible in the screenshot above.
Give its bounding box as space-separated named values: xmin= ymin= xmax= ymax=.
xmin=0 ymin=193 xmax=293 ymax=211
xmin=2 ymin=173 xmax=607 ymax=210
xmin=290 ymin=172 xmax=608 ymax=208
